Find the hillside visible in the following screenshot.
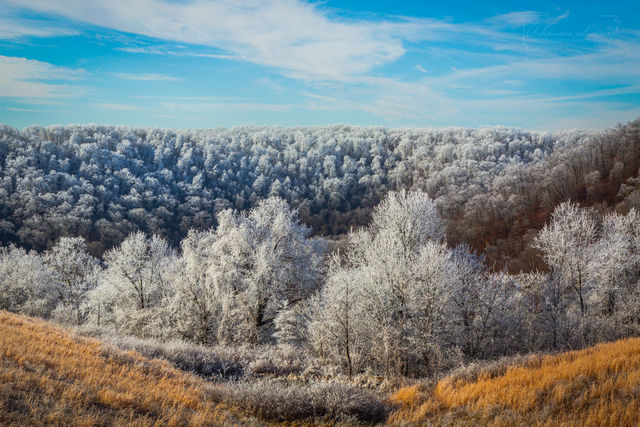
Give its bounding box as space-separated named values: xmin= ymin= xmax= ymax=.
xmin=0 ymin=311 xmax=640 ymax=425
xmin=390 ymin=338 xmax=640 ymax=426
xmin=2 ymin=121 xmax=639 ymax=274
xmin=4 ymin=307 xmax=640 ymax=426
xmin=0 ymin=310 xmax=232 ymax=426
xmin=0 ymin=124 xmax=592 ymax=252
xmin=0 ymin=310 xmax=394 ymax=425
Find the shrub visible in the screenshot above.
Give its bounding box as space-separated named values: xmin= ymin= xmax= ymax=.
xmin=221 ymin=379 xmax=393 ymax=423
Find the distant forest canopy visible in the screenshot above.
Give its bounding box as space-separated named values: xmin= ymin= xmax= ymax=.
xmin=1 ymin=119 xmax=639 ymax=271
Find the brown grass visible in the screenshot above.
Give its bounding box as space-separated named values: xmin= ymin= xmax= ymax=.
xmin=0 ymin=310 xmax=233 ymax=426
xmin=9 ymin=307 xmax=638 ymax=426
xmin=390 ymin=385 xmax=421 ymax=408
xmin=390 ymin=338 xmax=640 ymax=426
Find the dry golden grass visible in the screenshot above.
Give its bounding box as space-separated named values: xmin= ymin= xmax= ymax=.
xmin=0 ymin=310 xmax=233 ymax=426
xmin=390 ymin=385 xmax=421 ymax=408
xmin=389 ymin=338 xmax=640 ymax=426
xmin=9 ymin=307 xmax=639 ymax=426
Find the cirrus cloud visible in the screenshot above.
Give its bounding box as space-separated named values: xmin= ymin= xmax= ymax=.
xmin=114 ymin=72 xmax=184 ymax=82
xmin=5 ymin=0 xmax=407 ymax=81
xmin=0 ymin=55 xmax=83 ymax=100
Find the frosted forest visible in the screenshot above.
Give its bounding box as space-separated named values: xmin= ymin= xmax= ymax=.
xmin=2 ymin=119 xmax=640 ymax=382
xmin=4 ymin=0 xmax=640 ymax=422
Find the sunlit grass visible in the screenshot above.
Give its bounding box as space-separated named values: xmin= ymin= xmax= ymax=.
xmin=390 ymin=338 xmax=640 ymax=426
xmin=390 ymin=384 xmax=421 ymax=407
xmin=0 ymin=310 xmax=230 ymax=426
xmin=5 ymin=307 xmax=639 ymax=426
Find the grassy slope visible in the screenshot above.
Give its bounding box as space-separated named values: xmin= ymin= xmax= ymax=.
xmin=390 ymin=338 xmax=640 ymax=426
xmin=0 ymin=310 xmax=235 ymax=426
xmin=0 ymin=310 xmax=391 ymax=426
xmin=4 ymin=308 xmax=640 ymax=426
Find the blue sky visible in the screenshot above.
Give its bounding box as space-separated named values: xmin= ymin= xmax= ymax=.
xmin=1 ymin=0 xmax=639 ymax=130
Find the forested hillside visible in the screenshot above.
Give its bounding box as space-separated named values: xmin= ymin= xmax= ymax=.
xmin=3 ymin=119 xmax=640 ymax=381
xmin=4 ymin=190 xmax=640 ymax=380
xmin=2 ymin=121 xmax=639 ymax=271
xmin=0 ymin=124 xmax=588 ymax=250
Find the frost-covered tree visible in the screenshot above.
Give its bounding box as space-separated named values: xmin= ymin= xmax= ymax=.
xmin=44 ymin=237 xmax=99 ymax=324
xmin=273 ymin=298 xmax=308 ymax=349
xmin=534 ymin=202 xmax=597 ymax=316
xmin=307 ymin=256 xmax=367 ymax=377
xmin=0 ymin=245 xmax=57 ymax=318
xmin=403 ymin=240 xmax=453 ymax=375
xmin=444 ymin=245 xmax=506 ymax=359
xmin=91 ymin=231 xmax=175 ymax=336
xmin=587 ymin=209 xmax=640 ymax=339
xmin=166 ymin=229 xmax=229 ymax=345
xmin=513 ymin=272 xmax=568 ymax=351
xmin=171 ymin=197 xmax=326 ymax=345
xmin=319 ymin=190 xmax=449 ymax=376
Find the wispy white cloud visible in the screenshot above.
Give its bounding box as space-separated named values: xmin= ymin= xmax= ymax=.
xmin=1 ymin=1 xmax=599 ymax=83
xmin=531 ymin=85 xmax=640 ymax=103
xmin=412 ymin=39 xmax=640 ymax=99
xmin=116 ymin=46 xmax=167 ymax=55
xmin=159 ymin=101 xmax=294 ymax=113
xmin=2 ymin=1 xmax=639 ymax=130
xmin=6 ymin=107 xmax=57 ymax=112
xmin=114 ymin=72 xmax=183 ymax=82
xmin=296 ymin=54 xmax=640 ymax=128
xmin=0 ymin=19 xmax=78 ymax=39
xmin=489 ymin=11 xmax=541 ymax=28
xmin=487 ymin=10 xmax=570 ymax=29
xmin=254 ymin=77 xmax=285 ymax=92
xmin=0 ymin=55 xmax=83 ymax=100
xmin=92 ymin=103 xmax=141 ymax=111
xmin=358 ymin=82 xmax=640 ymax=129
xmin=179 ymin=52 xmax=243 ymax=61
xmin=7 ymin=0 xmax=406 ymax=81
xmin=0 ymin=6 xmax=78 ymax=39
xmin=116 ymin=46 xmax=240 ymax=61
xmin=547 ymin=11 xmax=570 ymax=26
xmin=131 ymin=95 xmax=244 ymax=101
xmin=8 ymin=1 xmax=539 ymax=80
